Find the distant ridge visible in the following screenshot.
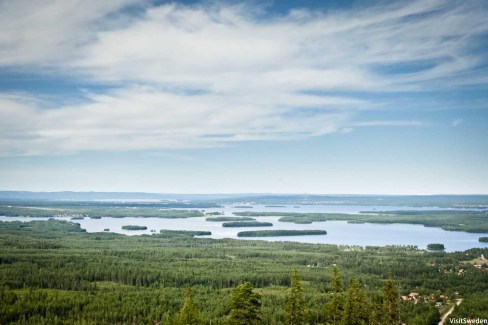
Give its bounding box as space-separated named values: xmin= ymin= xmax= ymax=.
xmin=0 ymin=191 xmax=487 ymax=207
xmin=0 ymin=191 xmax=266 ymax=201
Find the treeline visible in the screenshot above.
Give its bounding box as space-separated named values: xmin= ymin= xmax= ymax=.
xmin=1 ymin=219 xmax=487 ymax=324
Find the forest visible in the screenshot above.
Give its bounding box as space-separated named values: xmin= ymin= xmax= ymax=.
xmin=0 ymin=219 xmax=487 ymax=324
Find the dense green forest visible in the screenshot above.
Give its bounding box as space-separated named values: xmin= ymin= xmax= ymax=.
xmin=237 ymin=230 xmax=327 ymax=237
xmin=234 ymin=210 xmax=488 ymax=233
xmin=1 ymin=219 xmax=487 ymax=324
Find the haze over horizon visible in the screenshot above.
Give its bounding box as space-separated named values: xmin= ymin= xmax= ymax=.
xmin=1 ymin=0 xmax=487 ymax=194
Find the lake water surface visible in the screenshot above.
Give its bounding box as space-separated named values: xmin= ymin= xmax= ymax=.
xmin=1 ymin=204 xmax=487 ymax=252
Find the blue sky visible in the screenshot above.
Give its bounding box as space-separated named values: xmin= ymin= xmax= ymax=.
xmin=0 ymin=0 xmax=487 ymax=194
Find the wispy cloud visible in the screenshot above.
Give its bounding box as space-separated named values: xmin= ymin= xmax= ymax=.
xmin=0 ymin=0 xmax=142 ymax=66
xmin=351 ymin=120 xmax=428 ymax=127
xmin=0 ymin=0 xmax=487 ymax=156
xmin=0 ymin=88 xmax=356 ymax=156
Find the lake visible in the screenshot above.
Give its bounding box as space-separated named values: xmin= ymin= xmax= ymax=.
xmin=1 ymin=204 xmax=487 ymax=252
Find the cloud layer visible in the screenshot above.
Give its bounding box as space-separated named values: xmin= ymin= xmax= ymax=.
xmin=1 ymin=0 xmax=487 ymax=156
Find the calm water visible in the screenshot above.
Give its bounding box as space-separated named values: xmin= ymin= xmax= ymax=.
xmin=1 ymin=204 xmax=487 ymax=252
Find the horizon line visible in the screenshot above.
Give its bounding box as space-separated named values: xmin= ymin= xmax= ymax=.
xmin=1 ymin=190 xmax=487 ymax=197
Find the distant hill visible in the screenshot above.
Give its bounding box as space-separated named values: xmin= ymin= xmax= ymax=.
xmin=221 ymin=194 xmax=488 ymax=208
xmin=0 ymin=191 xmax=487 ymax=208
xmin=0 ymin=191 xmax=260 ymax=202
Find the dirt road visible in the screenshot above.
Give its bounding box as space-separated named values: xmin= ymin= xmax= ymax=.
xmin=438 ymin=299 xmax=463 ymax=325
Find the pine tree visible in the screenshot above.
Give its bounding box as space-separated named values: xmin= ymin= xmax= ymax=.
xmin=341 ymin=278 xmax=370 ymax=325
xmin=176 ymin=289 xmax=204 ymax=325
xmin=368 ymin=295 xmax=384 ymax=325
xmin=226 ymin=282 xmax=262 ymax=325
xmin=286 ymin=270 xmax=305 ymax=325
xmin=382 ymin=276 xmax=400 ymax=325
xmin=329 ymin=266 xmax=343 ymax=293
xmin=324 ymin=266 xmax=345 ymax=324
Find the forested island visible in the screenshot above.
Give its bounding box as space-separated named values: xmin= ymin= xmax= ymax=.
xmin=206 ymin=216 xmax=255 ymax=222
xmin=237 ymin=229 xmax=327 ymax=237
xmin=158 ymin=229 xmax=211 ymax=237
xmin=222 ymin=221 xmax=273 ymax=227
xmin=427 ymin=243 xmax=445 ymax=251
xmin=121 ymin=225 xmax=148 ymax=230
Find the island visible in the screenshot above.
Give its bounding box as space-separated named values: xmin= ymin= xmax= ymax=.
xmin=158 ymin=230 xmax=211 ymax=238
xmin=479 ymin=237 xmax=488 ymax=242
xmin=222 ymin=221 xmax=273 ymax=227
xmin=206 ymin=216 xmax=255 ymax=222
xmin=237 ymin=230 xmax=327 ymax=237
xmin=121 ymin=225 xmax=147 ymax=230
xmin=427 ymin=243 xmax=445 ymax=251
xmin=205 ymin=212 xmax=223 ymax=216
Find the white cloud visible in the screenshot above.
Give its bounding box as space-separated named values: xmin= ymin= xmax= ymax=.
xmin=0 ymin=88 xmax=357 ymax=156
xmin=70 ymin=0 xmax=488 ymax=90
xmin=0 ymin=0 xmax=487 ymax=155
xmin=0 ymin=0 xmax=142 ymax=66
